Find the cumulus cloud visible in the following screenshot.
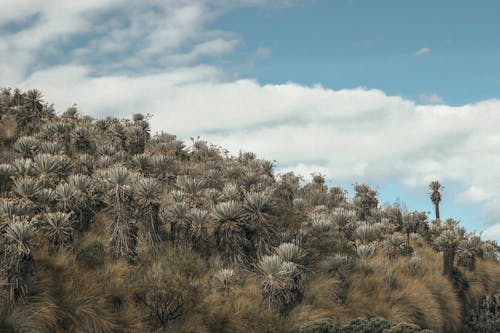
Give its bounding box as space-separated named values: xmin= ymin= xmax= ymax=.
xmin=419 ymin=93 xmax=445 ymax=105
xmin=455 ymin=186 xmax=491 ymax=204
xmin=2 ymin=1 xmax=500 ymax=238
xmin=414 ymin=47 xmax=431 ymax=57
xmin=483 ymin=223 xmax=500 ymax=242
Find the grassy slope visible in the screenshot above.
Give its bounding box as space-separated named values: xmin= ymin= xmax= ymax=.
xmin=0 ymin=89 xmax=499 ymax=333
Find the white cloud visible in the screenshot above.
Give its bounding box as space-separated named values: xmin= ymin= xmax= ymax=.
xmin=455 ymin=186 xmax=491 ymax=204
xmin=0 ymin=0 xmax=289 ymax=81
xmin=483 ymin=223 xmax=500 ymax=242
xmin=419 ymin=93 xmax=445 ymax=105
xmin=414 ymin=47 xmax=431 ymax=57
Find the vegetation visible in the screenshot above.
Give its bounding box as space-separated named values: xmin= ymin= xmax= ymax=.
xmin=0 ymin=88 xmax=499 ymax=332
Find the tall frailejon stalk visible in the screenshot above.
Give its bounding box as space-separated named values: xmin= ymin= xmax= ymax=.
xmin=188 ymin=208 xmax=211 ymax=258
xmin=134 ymin=177 xmax=163 ymax=255
xmin=96 ymin=167 xmax=138 ymax=263
xmin=1 ymin=218 xmax=37 ymax=303
xmin=429 ymin=181 xmax=442 ymax=220
xmin=434 ymin=219 xmax=463 ymax=276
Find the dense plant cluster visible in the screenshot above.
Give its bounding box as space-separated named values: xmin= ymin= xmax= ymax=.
xmin=291 ymin=317 xmax=434 ymax=333
xmin=0 ymin=88 xmax=499 ymax=332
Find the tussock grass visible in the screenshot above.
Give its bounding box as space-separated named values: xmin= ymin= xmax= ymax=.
xmin=289 ymin=248 xmax=465 ymax=332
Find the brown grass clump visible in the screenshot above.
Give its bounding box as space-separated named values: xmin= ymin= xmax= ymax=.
xmin=31 ymin=250 xmax=119 ymax=332
xmin=462 ymin=259 xmax=500 ymax=315
xmin=186 ymin=265 xmax=288 ymax=333
xmin=289 ymin=247 xmax=465 ymax=332
xmin=0 ymin=294 xmax=59 ymax=333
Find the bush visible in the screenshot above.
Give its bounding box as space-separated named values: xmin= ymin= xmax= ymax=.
xmin=0 ymin=166 xmax=11 ymax=193
xmin=305 ymin=229 xmax=353 ymax=258
xmin=342 ymin=318 xmax=370 ymax=333
xmin=340 ymin=318 xmax=429 ymax=333
xmin=291 ymin=318 xmax=341 ymax=333
xmin=381 ymin=323 xmax=422 ymax=333
xmin=463 ymin=293 xmax=500 ymax=333
xmin=76 ymin=241 xmax=105 ymax=269
xmin=368 ymin=317 xmax=393 ymax=333
xmin=449 ymin=267 xmax=469 ymax=298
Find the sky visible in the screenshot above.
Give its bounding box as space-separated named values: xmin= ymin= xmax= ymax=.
xmin=1 ymin=0 xmax=499 ymax=241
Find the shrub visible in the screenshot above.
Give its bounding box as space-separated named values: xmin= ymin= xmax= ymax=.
xmin=305 ymin=229 xmax=353 ymax=258
xmin=338 ymin=318 xmax=430 ymax=333
xmin=368 ymin=317 xmax=393 ymax=333
xmin=382 ymin=322 xmax=422 ymax=333
xmin=463 ymin=293 xmax=500 ymax=333
xmin=0 ymin=164 xmax=12 ymax=193
xmin=449 ymin=267 xmax=469 ymax=298
xmin=291 ymin=318 xmax=341 ymax=333
xmin=342 ymin=318 xmax=371 ymax=333
xmin=76 ymin=241 xmax=105 ymax=269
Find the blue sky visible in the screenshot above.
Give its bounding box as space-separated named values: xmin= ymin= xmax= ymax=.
xmin=213 ymin=0 xmax=500 ymax=105
xmin=1 ymin=0 xmax=499 ymax=241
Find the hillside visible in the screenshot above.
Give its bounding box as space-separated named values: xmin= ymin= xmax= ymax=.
xmin=0 ymin=88 xmax=499 ymax=333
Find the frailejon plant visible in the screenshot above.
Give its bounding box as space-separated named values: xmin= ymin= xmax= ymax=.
xmin=40 ymin=211 xmax=74 ymax=251
xmin=212 ymin=200 xmax=252 ymax=264
xmin=134 ymin=177 xmax=163 ymax=255
xmin=1 ymin=218 xmax=37 ymax=303
xmin=243 ymin=191 xmax=276 ymax=256
xmin=256 ymin=254 xmax=303 ymax=315
xmin=434 ymin=225 xmax=461 ymax=276
xmin=96 ymin=167 xmax=138 ymax=263
xmin=429 ymin=181 xmax=442 ymax=220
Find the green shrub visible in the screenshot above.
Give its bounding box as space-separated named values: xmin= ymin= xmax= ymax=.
xmin=76 ymin=241 xmax=105 ymax=269
xmin=382 ymin=322 xmax=421 ymax=333
xmin=342 ymin=318 xmax=370 ymax=333
xmin=449 ymin=267 xmax=469 ymax=298
xmin=291 ymin=318 xmax=341 ymax=333
xmin=305 ymin=229 xmax=353 ymax=258
xmin=463 ymin=293 xmax=500 ymax=333
xmin=0 ymin=167 xmax=11 ymax=193
xmin=341 ymin=318 xmax=428 ymax=333
xmin=368 ymin=317 xmax=392 ymax=333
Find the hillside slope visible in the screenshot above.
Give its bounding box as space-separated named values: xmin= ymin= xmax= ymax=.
xmin=0 ymin=88 xmax=499 ymax=333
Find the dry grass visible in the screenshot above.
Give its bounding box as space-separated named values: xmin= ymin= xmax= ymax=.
xmin=83 ymin=211 xmax=112 ymax=246
xmin=1 ymin=294 xmax=59 ymax=333
xmin=463 ymin=259 xmax=500 ymax=314
xmin=193 ymin=276 xmax=287 ymax=333
xmin=33 ymin=250 xmax=120 ymax=333
xmin=3 ymin=210 xmax=496 ymax=333
xmin=289 ymin=247 xmax=466 ymax=332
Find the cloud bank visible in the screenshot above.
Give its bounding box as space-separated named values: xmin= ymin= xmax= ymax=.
xmin=1 ymin=1 xmax=499 ymax=240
